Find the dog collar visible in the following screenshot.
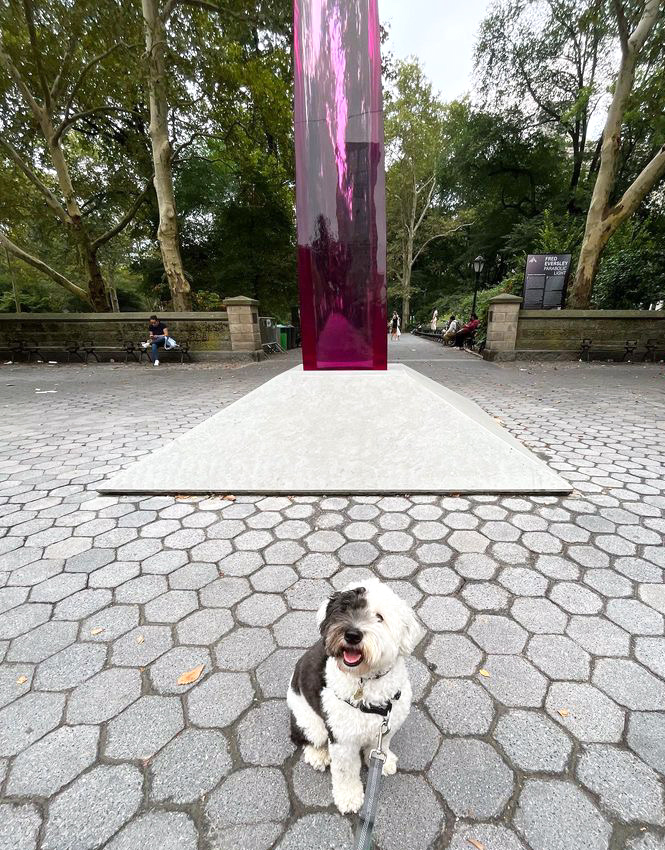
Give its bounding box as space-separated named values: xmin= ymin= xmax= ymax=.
xmin=344 ymin=690 xmax=401 ymax=718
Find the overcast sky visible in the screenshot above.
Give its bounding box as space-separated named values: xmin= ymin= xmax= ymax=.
xmin=379 ymin=0 xmax=492 ymax=102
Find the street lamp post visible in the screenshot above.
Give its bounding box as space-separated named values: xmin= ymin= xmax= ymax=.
xmin=471 ymin=255 xmax=485 ymax=315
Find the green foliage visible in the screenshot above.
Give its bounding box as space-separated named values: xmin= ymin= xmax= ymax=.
xmin=593 ymin=221 xmax=665 ymax=309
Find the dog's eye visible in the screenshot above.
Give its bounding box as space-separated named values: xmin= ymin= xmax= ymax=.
xmin=376 ymin=613 xmax=383 ymax=622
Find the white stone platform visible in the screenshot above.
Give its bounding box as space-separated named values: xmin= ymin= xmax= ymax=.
xmin=99 ymin=365 xmax=571 ymax=495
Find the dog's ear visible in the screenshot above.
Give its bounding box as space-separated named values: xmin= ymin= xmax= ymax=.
xmin=398 ymin=602 xmax=425 ymax=656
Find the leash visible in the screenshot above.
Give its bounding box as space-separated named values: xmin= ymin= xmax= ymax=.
xmin=353 ymin=709 xmax=391 ymax=850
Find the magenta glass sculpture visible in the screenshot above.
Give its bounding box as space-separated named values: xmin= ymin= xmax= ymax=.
xmin=294 ymin=0 xmax=387 ymax=370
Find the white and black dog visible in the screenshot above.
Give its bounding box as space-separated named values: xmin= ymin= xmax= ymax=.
xmin=287 ymin=578 xmax=423 ymax=814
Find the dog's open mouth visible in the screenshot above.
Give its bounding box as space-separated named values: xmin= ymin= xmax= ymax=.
xmin=342 ymin=648 xmax=363 ymax=667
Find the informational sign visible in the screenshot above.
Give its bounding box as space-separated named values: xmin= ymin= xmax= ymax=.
xmin=523 ymin=254 xmax=572 ymax=309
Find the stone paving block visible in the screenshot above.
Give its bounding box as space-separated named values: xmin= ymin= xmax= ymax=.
xmin=584 ymin=569 xmax=633 ymax=598
xmin=628 ymin=712 xmax=665 ymax=776
xmin=640 ymin=584 xmax=665 ymax=615
xmin=295 ymin=553 xmax=339 ymax=578
xmin=115 ymin=574 xmax=168 ymax=603
xmin=0 ymin=663 xmax=33 ymax=709
xmin=515 ymin=779 xmax=611 ymax=850
xmin=150 ymin=728 xmax=231 ymax=803
xmin=495 ymin=710 xmax=572 ymax=773
xmin=6 ymin=724 xmax=99 ymax=797
xmin=205 ymin=767 xmax=290 ymax=832
xmin=215 ymin=626 xmax=276 ymax=668
xmin=0 ymin=603 xmax=51 ymax=639
xmin=237 ymin=700 xmax=295 ymax=765
xmin=33 ymin=642 xmax=106 ymax=691
xmin=480 ymin=655 xmax=548 ymax=707
xmin=462 ymin=582 xmax=510 ymax=611
xmin=141 ymin=549 xmax=189 ymax=574
xmin=527 ymin=634 xmax=591 ymax=680
xmin=424 ymin=633 xmax=482 ymax=677
xmin=145 ymin=589 xmax=198 ymax=623
xmin=105 ymin=812 xmax=198 ymax=850
xmin=391 ymin=706 xmax=440 ymax=770
xmin=448 ymin=822 xmax=527 ymax=850
xmin=117 ymin=538 xmax=161 ymax=561
xmin=337 ymin=542 xmax=379 ymax=565
xmin=7 ymin=621 xmax=77 ymax=663
xmin=53 ymin=588 xmax=111 ymax=620
xmin=0 ymin=802 xmax=41 ymax=850
xmin=469 ymin=615 xmax=527 ymax=654
xmin=0 ymin=547 xmax=43 ymax=571
xmin=453 ymin=553 xmax=498 ymax=579
xmin=43 ymin=764 xmax=142 ymax=850
xmin=428 ymin=738 xmax=513 ymax=818
xmin=67 ymin=667 xmax=140 ymax=724
xmin=210 ymin=823 xmax=282 ymax=850
xmin=82 ymin=603 xmax=139 ymax=641
xmin=8 ymin=560 xmax=63 ymax=587
xmin=511 ymin=597 xmax=568 ymax=634
xmin=273 ymin=611 xmax=320 ymax=647
xmin=285 ymin=579 xmax=333 ymax=610
xmin=593 ymin=659 xmax=665 ymax=710
xmin=546 ymin=682 xmax=625 ymax=742
xmin=105 ymin=695 xmax=184 ymax=759
xmin=534 ymin=555 xmax=580 ymax=580
xmin=635 ymin=637 xmax=665 ymax=680
xmin=375 ymin=554 xmax=418 ymax=579
xmin=247 ymin=511 xmax=282 ymax=530
xmin=275 ymin=520 xmax=314 ymax=540
xmin=187 ymin=671 xmax=254 ymax=727
xmin=257 ymin=649 xmax=303 ymax=698
xmin=448 ymin=530 xmax=489 ymax=553
xmin=549 ymin=582 xmax=603 ymax=614
xmin=177 ymin=607 xmax=233 ymax=645
xmin=292 ymin=758 xmax=333 ymax=807
xmin=499 ymin=566 xmax=548 ymax=596
xmin=577 ymin=743 xmax=665 ymax=825
xmin=149 ymin=646 xmax=212 ymax=693
xmin=415 ymin=566 xmax=460 ymax=594
xmin=250 ymin=565 xmax=297 ymax=592
xmin=0 ymin=587 xmax=29 ymax=614
xmin=200 ymin=576 xmax=251 ymax=607
xmin=117 ymin=509 xmax=158 ymax=527
xmin=236 ymin=593 xmax=286 ymax=626
xmin=566 ymin=615 xmax=630 ymax=656
xmin=373 ymin=774 xmax=444 ymax=850
xmin=0 ymin=691 xmax=65 ymax=757
xmin=625 ymin=835 xmax=665 ymax=850
xmin=28 ymin=572 xmax=86 ymax=602
xmin=415 ymin=543 xmax=453 ymax=564
xmin=426 ymin=678 xmax=494 ymax=735
xmin=418 ymin=596 xmax=470 ymax=631
xmin=46 ymin=536 xmax=92 ymax=560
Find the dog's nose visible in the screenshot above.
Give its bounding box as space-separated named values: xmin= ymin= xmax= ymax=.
xmin=344 ymin=628 xmax=362 ymax=645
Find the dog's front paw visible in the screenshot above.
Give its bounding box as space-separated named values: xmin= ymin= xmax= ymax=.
xmin=382 ymin=750 xmax=398 ymax=776
xmin=334 ymin=781 xmax=365 ymax=814
xmin=303 ymin=744 xmax=330 ymax=772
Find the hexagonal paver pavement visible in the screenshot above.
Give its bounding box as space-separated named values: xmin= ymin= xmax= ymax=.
xmin=1 ymin=342 xmax=665 ymax=849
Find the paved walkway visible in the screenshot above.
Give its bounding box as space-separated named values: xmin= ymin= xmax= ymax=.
xmin=0 ymin=337 xmax=664 ymax=850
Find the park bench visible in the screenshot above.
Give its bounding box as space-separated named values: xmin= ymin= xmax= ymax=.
xmin=6 ymin=339 xmax=46 ymax=362
xmin=579 ymin=338 xmax=639 ymax=362
xmin=642 ymin=338 xmax=665 ymax=363
xmin=138 ymin=339 xmax=192 ymax=364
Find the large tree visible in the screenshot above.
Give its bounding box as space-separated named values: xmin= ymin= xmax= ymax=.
xmin=0 ymin=0 xmax=151 ymax=310
xmin=567 ymin=0 xmax=665 ymax=307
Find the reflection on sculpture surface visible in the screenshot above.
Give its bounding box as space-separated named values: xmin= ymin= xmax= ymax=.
xmin=294 ymin=0 xmax=387 ymax=370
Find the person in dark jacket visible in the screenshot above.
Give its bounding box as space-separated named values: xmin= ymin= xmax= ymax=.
xmin=455 ymin=313 xmax=479 ymax=348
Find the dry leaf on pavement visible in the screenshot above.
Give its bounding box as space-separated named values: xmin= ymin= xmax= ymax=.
xmin=16 ymin=675 xmax=28 ymax=685
xmin=467 ymin=840 xmax=485 ymax=850
xmin=224 ymin=494 xmax=236 ymax=501
xmin=558 ymin=708 xmax=570 ymax=717
xmin=136 ymin=635 xmax=145 ymax=644
xmin=90 ymin=628 xmax=104 ymax=636
xmin=479 ymin=669 xmax=490 ymax=677
xmin=177 ymin=664 xmax=205 ymax=686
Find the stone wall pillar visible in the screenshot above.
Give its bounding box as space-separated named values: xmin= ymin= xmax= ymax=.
xmin=224 ymin=296 xmax=262 ymax=353
xmin=484 ymin=293 xmax=522 ymax=361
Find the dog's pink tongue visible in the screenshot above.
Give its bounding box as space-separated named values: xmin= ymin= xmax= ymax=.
xmin=343 ymin=649 xmax=362 ymax=665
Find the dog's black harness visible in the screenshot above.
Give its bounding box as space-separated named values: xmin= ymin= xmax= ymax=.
xmin=344 ymin=690 xmax=401 ymax=717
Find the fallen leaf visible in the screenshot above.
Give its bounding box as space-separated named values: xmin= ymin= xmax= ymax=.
xmin=177 ymin=664 xmax=205 ymax=686
xmin=90 ymin=627 xmax=104 ymax=636
xmin=558 ymin=708 xmax=570 ymax=718
xmin=16 ymin=675 xmax=28 ymax=685
xmin=224 ymin=494 xmax=236 ymax=501
xmin=136 ymin=635 xmax=145 ymax=644
xmin=467 ymin=840 xmax=485 ymax=850
xmin=479 ymin=669 xmax=490 ymax=677
xmin=218 ymin=570 xmax=225 ymax=577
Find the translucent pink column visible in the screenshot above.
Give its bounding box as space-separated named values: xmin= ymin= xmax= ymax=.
xmin=294 ymin=0 xmax=387 ymax=370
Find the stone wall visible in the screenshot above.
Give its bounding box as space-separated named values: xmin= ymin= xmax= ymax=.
xmin=0 ymin=311 xmax=233 ymax=357
xmin=516 ymin=309 xmax=665 ymax=359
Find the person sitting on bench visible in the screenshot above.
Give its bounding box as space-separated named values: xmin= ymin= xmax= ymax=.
xmin=142 ymin=315 xmax=169 ymax=366
xmin=455 ymin=313 xmax=479 ymax=348
xmin=443 ymin=315 xmax=460 ymax=343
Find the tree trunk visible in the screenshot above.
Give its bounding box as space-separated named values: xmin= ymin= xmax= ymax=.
xmin=568 ymin=0 xmax=663 ymax=308
xmin=5 ymin=249 xmax=21 ymax=313
xmin=142 ymin=0 xmax=192 ymax=311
